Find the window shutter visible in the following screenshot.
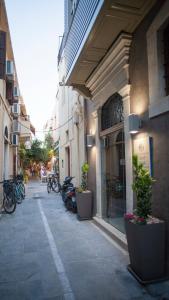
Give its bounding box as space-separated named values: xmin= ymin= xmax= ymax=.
xmin=6 ymin=80 xmax=14 ymax=105
xmin=0 ymin=31 xmax=6 ymax=79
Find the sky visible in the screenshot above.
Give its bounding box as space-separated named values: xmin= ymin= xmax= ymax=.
xmin=5 ymin=0 xmax=64 ymax=139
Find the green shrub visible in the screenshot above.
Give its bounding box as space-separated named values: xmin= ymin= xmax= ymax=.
xmin=81 ymin=162 xmax=89 ymax=191
xmin=132 ymin=155 xmax=155 ymax=219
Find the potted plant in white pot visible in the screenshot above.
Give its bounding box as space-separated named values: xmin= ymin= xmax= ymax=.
xmin=76 ymin=162 xmax=92 ymax=220
xmin=124 ymin=155 xmax=166 ymax=284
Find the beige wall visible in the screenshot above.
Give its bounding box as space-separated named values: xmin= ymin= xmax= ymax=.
xmin=57 ymin=55 xmax=86 ymax=186
xmin=0 ymin=0 xmax=21 ymax=206
xmin=0 ymin=79 xmax=14 ymax=205
xmin=58 ymin=84 xmax=86 ymax=187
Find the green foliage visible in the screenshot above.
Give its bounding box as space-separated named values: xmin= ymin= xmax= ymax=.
xmin=44 ymin=132 xmax=54 ymax=150
xmin=81 ymin=162 xmax=89 ymax=191
xmin=40 ymin=148 xmax=50 ymax=164
xmin=19 ymin=134 xmax=56 ymax=172
xmin=82 ymin=162 xmax=89 ymax=173
xmin=29 ymin=139 xmax=43 ymax=162
xmin=19 ymin=144 xmax=26 ymax=160
xmin=132 ymin=155 xmax=155 ymax=219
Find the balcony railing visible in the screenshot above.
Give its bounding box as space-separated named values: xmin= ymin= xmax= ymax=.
xmin=58 ymin=0 xmax=104 ymax=79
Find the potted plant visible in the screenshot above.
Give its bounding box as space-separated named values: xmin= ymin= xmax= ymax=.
xmin=124 ymin=155 xmax=166 ymax=284
xmin=76 ymin=162 xmax=92 ymax=220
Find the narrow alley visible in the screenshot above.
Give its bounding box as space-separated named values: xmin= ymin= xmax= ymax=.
xmin=0 ymin=180 xmax=168 ymax=300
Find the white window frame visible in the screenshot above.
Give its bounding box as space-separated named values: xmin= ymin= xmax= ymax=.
xmin=147 ymin=1 xmax=169 ymax=118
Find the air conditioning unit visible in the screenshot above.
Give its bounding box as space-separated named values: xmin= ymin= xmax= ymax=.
xmin=12 ymin=103 xmax=20 ymax=116
xmin=12 ymin=134 xmax=19 ymax=146
xmin=12 ymin=120 xmax=21 ymax=134
xmin=6 ymin=60 xmax=14 ymax=76
xmin=13 ymin=86 xmax=20 ymax=97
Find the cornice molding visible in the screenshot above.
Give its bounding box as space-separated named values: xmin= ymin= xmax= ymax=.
xmin=87 ymin=33 xmax=132 ymax=90
xmin=86 ymin=33 xmax=132 ymax=107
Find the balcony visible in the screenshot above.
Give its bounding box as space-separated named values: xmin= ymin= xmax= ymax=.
xmin=60 ymin=0 xmax=156 ymax=97
xmin=19 ymin=118 xmax=31 ymax=137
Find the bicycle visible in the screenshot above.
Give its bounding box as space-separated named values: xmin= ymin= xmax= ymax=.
xmin=13 ymin=176 xmax=25 ymax=204
xmin=47 ymin=173 xmax=61 ymax=193
xmin=0 ymin=180 xmax=16 ymax=214
xmin=8 ymin=175 xmax=25 ymax=204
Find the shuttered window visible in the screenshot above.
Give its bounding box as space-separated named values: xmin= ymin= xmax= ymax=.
xmin=6 ymin=81 xmax=14 ymax=105
xmin=163 ymin=23 xmax=169 ymax=95
xmin=0 ymin=31 xmax=6 ymax=79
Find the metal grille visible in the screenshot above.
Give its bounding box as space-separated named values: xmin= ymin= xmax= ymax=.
xmin=101 ymin=93 xmax=124 ymax=131
xmin=163 ymin=23 xmax=169 ymax=96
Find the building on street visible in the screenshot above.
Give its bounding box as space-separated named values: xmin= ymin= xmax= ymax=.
xmin=0 ymin=0 xmax=33 ymax=207
xmin=58 ymin=0 xmax=169 ymax=274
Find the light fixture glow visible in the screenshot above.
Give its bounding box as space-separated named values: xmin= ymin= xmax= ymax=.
xmin=130 ymin=130 xmax=139 ymax=134
xmin=128 ymin=114 xmax=141 ymax=134
xmin=86 ymin=134 xmax=95 ymax=147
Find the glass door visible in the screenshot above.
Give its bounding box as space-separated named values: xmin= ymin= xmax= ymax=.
xmin=102 ymin=129 xmax=126 ymax=233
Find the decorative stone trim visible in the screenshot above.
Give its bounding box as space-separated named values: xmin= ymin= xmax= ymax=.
xmin=87 ymin=34 xmax=134 ymax=221
xmin=119 ymin=85 xmax=133 ymax=213
xmin=86 ymin=33 xmax=132 ymax=109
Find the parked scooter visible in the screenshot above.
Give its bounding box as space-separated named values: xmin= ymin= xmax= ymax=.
xmin=61 ymin=176 xmax=74 ymax=202
xmin=65 ymin=186 xmax=77 ymax=213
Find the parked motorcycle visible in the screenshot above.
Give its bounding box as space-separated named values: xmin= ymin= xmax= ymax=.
xmin=61 ymin=176 xmax=74 ymax=202
xmin=65 ymin=186 xmax=77 ymax=213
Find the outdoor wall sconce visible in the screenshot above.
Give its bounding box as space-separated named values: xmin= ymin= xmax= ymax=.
xmin=128 ymin=114 xmax=142 ymax=134
xmin=59 ymin=81 xmax=65 ymax=86
xmin=86 ymin=134 xmax=95 ymax=147
xmin=25 ymin=140 xmax=31 ymax=150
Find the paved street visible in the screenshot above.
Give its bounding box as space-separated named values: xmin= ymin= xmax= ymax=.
xmin=0 ymin=180 xmax=169 ymax=300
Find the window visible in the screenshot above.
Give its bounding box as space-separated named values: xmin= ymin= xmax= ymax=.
xmin=0 ymin=31 xmax=6 ymax=79
xmin=147 ymin=1 xmax=169 ymax=118
xmin=101 ymin=93 xmax=123 ymax=131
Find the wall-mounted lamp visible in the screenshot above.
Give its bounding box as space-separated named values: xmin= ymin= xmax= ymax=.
xmin=128 ymin=114 xmax=142 ymax=134
xmin=59 ymin=81 xmax=65 ymax=86
xmin=25 ymin=140 xmax=31 ymax=149
xmin=86 ymin=134 xmax=95 ymax=147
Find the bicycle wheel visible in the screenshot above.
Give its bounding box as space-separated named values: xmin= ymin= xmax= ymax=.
xmin=3 ymin=192 xmax=16 ymax=214
xmin=14 ymin=185 xmax=22 ymax=204
xmin=52 ymin=181 xmax=61 ymax=193
xmin=19 ymin=182 xmax=25 ymax=199
xmin=47 ymin=182 xmax=51 ymax=193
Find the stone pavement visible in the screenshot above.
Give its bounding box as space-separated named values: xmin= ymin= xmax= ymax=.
xmin=0 ymin=180 xmax=169 ymax=300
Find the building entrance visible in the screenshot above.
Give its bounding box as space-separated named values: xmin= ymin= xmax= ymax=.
xmin=100 ymin=93 xmax=126 ymax=232
xmin=102 ymin=130 xmax=126 ymax=232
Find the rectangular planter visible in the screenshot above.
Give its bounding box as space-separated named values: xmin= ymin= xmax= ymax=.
xmin=125 ymin=220 xmax=166 ymax=283
xmin=76 ymin=191 xmax=92 ymax=220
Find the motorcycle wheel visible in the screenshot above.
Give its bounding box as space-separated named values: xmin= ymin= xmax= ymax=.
xmin=61 ymin=191 xmax=66 ymax=202
xmin=65 ymin=198 xmax=73 ymax=211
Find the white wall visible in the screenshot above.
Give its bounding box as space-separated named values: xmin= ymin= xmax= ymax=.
xmin=57 ymin=57 xmax=86 ymax=186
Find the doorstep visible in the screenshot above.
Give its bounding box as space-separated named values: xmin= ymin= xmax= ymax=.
xmin=92 ymin=216 xmax=128 ymax=251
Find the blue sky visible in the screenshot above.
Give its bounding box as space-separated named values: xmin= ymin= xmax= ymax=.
xmin=5 ymin=0 xmax=64 ymax=139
